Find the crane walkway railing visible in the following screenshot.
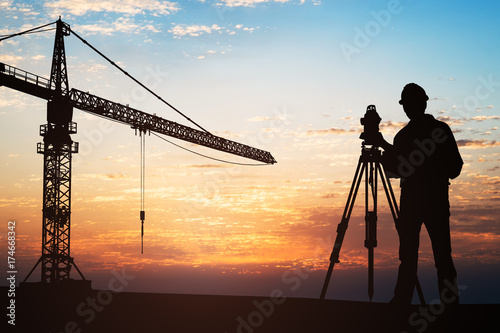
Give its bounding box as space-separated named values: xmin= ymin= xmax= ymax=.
xmin=0 ymin=62 xmax=52 ymax=90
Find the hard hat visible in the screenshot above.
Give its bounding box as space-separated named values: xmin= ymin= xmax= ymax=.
xmin=399 ymin=83 xmax=429 ymax=105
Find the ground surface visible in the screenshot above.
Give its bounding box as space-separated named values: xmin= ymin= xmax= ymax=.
xmin=2 ymin=285 xmax=498 ymax=332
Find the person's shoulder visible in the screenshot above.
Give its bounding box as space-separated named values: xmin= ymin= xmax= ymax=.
xmin=429 ymin=115 xmax=453 ymax=134
xmin=394 ymin=121 xmax=411 ymax=140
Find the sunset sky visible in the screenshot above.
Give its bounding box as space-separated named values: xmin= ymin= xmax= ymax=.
xmin=1 ymin=0 xmax=499 ymax=304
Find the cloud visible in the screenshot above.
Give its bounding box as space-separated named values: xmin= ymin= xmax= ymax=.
xmin=473 ymin=175 xmax=500 ymax=186
xmin=169 ymin=24 xmax=222 ymax=37
xmin=436 ymin=114 xmax=500 ymax=127
xmin=0 ymin=1 xmax=40 ymax=19
xmin=214 ymin=0 xmax=320 ymax=7
xmin=379 ymin=120 xmax=406 ymax=130
xmin=73 ymin=17 xmax=161 ymax=35
xmin=0 ymin=0 xmax=13 ymax=9
xmin=212 ymin=130 xmax=242 ymax=138
xmin=436 ymin=116 xmax=465 ymax=126
xmin=470 ymin=115 xmax=500 ymax=121
xmin=89 ymin=195 xmax=127 ymax=202
xmin=246 ymin=115 xmax=284 ymax=122
xmin=457 ymin=139 xmax=500 ymax=149
xmin=321 ymin=192 xmax=338 ymax=199
xmin=453 ymin=207 xmax=500 ymax=235
xmin=31 ymin=55 xmax=45 ymax=61
xmin=0 ymin=54 xmax=23 ymax=65
xmin=168 ymin=24 xmax=256 ymax=38
xmin=216 ymin=0 xmax=289 ymax=7
xmin=247 ymin=116 xmax=271 ymax=122
xmin=44 ymin=0 xmax=180 ymax=16
xmin=184 ymin=164 xmax=229 ymax=168
xmin=80 ymin=173 xmax=132 ymax=180
xmin=304 ymin=127 xmax=355 ymax=136
xmin=103 ymin=173 xmax=131 ymax=180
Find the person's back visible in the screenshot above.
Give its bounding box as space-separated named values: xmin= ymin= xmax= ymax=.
xmin=385 ymin=113 xmax=462 ymax=207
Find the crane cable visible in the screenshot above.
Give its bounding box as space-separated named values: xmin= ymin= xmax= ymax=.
xmin=140 ymin=130 xmax=146 ymax=254
xmin=0 ymin=21 xmax=57 ymax=42
xmin=68 ymin=27 xmax=211 ymax=135
xmin=151 ymin=133 xmax=269 ymax=166
xmin=86 ymin=112 xmax=271 ymax=166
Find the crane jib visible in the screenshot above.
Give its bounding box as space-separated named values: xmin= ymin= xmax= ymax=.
xmin=69 ymin=89 xmax=276 ymax=164
xmin=0 ymin=62 xmax=275 ymax=164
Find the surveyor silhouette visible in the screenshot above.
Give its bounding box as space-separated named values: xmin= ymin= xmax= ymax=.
xmin=375 ymin=83 xmax=463 ymax=316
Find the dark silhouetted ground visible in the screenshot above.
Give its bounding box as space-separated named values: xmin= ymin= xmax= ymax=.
xmin=2 ymin=285 xmax=498 ymax=332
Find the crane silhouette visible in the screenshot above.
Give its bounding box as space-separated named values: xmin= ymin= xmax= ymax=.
xmin=0 ymin=19 xmax=276 ymax=287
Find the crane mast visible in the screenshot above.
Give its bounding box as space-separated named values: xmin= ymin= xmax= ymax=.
xmin=37 ymin=19 xmax=81 ymax=284
xmin=0 ymin=19 xmax=275 ymax=286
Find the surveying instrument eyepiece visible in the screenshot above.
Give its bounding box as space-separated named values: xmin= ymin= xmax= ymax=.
xmin=319 ymin=105 xmax=425 ymax=304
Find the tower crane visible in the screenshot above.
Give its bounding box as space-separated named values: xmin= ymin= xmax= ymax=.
xmin=0 ymin=19 xmax=276 ymax=287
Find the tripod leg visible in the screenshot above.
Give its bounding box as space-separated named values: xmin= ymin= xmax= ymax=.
xmin=368 ymin=247 xmax=374 ymax=300
xmin=320 ymin=160 xmax=366 ymax=300
xmin=366 ymin=161 xmax=377 ymax=301
xmin=376 ymin=163 xmax=399 ymax=223
xmin=366 ymin=210 xmax=377 ymax=301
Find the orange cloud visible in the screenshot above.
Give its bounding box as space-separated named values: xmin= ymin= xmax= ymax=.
xmin=304 ymin=128 xmax=355 ymax=136
xmin=457 ymin=139 xmax=500 ymax=149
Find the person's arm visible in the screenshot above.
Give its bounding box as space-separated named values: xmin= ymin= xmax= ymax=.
xmin=442 ymin=124 xmax=463 ymax=179
xmin=378 ymin=135 xmax=393 ymax=152
xmin=374 ymin=133 xmax=400 ymax=178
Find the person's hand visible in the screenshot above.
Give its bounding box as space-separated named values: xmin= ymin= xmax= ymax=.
xmin=372 ymin=132 xmax=387 ymax=148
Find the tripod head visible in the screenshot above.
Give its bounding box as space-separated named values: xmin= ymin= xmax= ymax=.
xmin=359 ymin=105 xmax=381 ymax=147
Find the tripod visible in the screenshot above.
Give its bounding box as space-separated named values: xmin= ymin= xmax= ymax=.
xmin=319 ymin=143 xmax=425 ymax=304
